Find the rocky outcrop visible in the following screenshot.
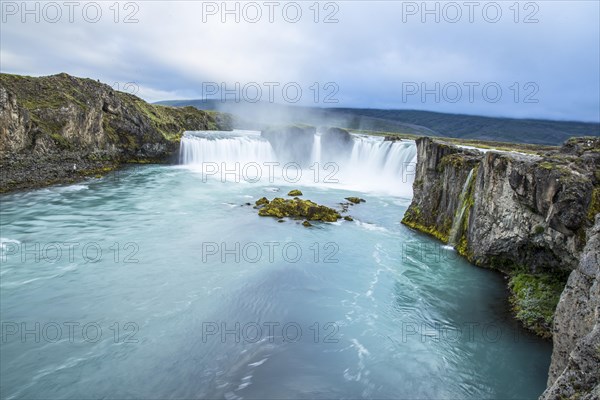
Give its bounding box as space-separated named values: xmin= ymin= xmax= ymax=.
xmin=402 ymin=136 xmax=599 ymax=397
xmin=541 ymin=216 xmax=599 ymax=400
xmin=261 ymin=125 xmax=315 ymax=167
xmin=0 ymin=73 xmax=231 ymax=192
xmin=255 ymin=196 xmax=342 ymax=223
xmin=319 ymin=127 xmax=353 ymax=161
xmin=403 ymin=137 xmax=598 ymax=274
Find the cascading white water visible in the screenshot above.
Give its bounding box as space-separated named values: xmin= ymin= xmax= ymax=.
xmin=448 ymin=168 xmax=476 ymax=246
xmin=179 ymin=130 xmax=417 ymax=196
xmin=179 ymin=130 xmax=276 ymax=165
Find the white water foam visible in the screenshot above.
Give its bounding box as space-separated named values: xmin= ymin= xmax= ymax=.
xmin=179 ymin=130 xmax=417 ymax=197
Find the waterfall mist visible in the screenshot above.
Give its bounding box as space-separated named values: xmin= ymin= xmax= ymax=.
xmin=179 ymin=129 xmax=417 ymax=197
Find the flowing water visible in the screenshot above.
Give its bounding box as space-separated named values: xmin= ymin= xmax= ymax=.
xmin=448 ymin=168 xmax=476 ymax=247
xmin=0 ymin=131 xmax=551 ymax=399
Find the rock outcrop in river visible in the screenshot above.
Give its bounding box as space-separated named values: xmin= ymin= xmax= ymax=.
xmin=0 ymin=73 xmax=231 ymax=192
xmin=402 ymin=136 xmax=599 ymax=398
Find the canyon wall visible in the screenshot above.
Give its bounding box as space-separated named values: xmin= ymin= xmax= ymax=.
xmin=402 ymin=136 xmax=599 ymax=398
xmin=0 ymin=73 xmax=231 ymax=192
xmin=541 ymin=216 xmax=599 ymax=400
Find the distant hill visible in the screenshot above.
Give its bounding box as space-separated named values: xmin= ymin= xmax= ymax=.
xmin=155 ymin=100 xmax=600 ymax=145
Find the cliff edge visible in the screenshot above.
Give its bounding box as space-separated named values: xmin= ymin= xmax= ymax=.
xmin=540 ymin=215 xmax=599 ymax=400
xmin=0 ymin=73 xmax=231 ymax=192
xmin=401 ymin=136 xmax=599 ymax=398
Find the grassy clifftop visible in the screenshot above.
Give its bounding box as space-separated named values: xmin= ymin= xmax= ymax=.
xmin=0 ymin=73 xmax=231 ymax=192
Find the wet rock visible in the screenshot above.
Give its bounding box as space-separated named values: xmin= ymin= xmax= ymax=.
xmin=288 ymin=189 xmax=303 ymax=196
xmin=402 ymin=136 xmax=598 ymax=275
xmin=261 ymin=125 xmax=315 ymax=167
xmin=541 ymin=215 xmax=600 ymax=400
xmin=302 ymin=220 xmax=312 ymax=227
xmin=344 ymin=216 xmax=354 ymax=221
xmin=345 ymin=197 xmax=365 ymax=204
xmin=255 ymin=197 xmax=269 ymax=206
xmin=257 ymin=197 xmax=341 ymax=222
xmin=320 ymin=127 xmax=353 ymax=160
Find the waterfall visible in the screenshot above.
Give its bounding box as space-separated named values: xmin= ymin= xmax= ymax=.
xmin=448 ymin=168 xmax=476 ymax=247
xmin=179 ymin=130 xmax=418 ymax=196
xmin=179 ymin=130 xmax=276 ymax=165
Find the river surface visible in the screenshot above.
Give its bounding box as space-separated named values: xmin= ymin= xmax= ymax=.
xmin=0 ymin=132 xmax=551 ymax=399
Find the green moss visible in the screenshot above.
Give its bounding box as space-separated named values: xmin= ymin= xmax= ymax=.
xmin=533 ymin=225 xmax=545 ymax=235
xmin=81 ymin=165 xmax=118 ymax=176
xmin=508 ymin=272 xmax=567 ymax=339
xmin=454 ymin=166 xmax=478 ymax=259
xmin=402 ymin=205 xmax=450 ymax=243
xmin=287 ymin=189 xmax=303 ymax=196
xmin=345 ymin=197 xmax=365 ymax=204
xmin=588 ymin=187 xmax=600 ymax=222
xmin=255 ymin=197 xmax=269 ymax=206
xmin=439 ymin=153 xmax=466 ymax=169
xmin=48 ymin=132 xmax=72 ymax=149
xmin=257 ymin=197 xmax=341 ymax=222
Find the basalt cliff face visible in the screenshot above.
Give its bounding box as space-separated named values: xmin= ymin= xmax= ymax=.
xmin=0 ymin=73 xmax=231 ymax=192
xmin=402 ymin=136 xmax=599 ymax=399
xmin=541 ymin=216 xmax=599 ymax=400
xmin=403 ymin=137 xmax=598 ymax=274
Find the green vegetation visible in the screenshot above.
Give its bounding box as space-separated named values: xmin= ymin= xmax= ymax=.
xmin=402 ymin=205 xmax=450 ymax=243
xmin=287 ymin=189 xmax=303 ymax=196
xmin=255 ymin=197 xmax=269 ymax=206
xmin=439 ymin=153 xmax=467 ymax=169
xmin=0 ymin=73 xmax=223 ymax=157
xmin=256 ymin=197 xmax=341 ymax=222
xmin=454 ymin=168 xmax=477 ymax=259
xmin=345 ymin=197 xmax=365 ymax=204
xmin=508 ymin=272 xmax=567 ymax=339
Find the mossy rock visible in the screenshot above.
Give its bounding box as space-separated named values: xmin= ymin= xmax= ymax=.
xmin=588 ymin=187 xmax=600 ymax=222
xmin=508 ymin=272 xmax=567 ymax=339
xmin=302 ymin=220 xmax=312 ymax=227
xmin=533 ymin=225 xmax=545 ymax=235
xmin=344 ymin=216 xmax=354 ymax=221
xmin=257 ymin=197 xmax=341 ymax=222
xmin=345 ymin=197 xmax=365 ymax=204
xmin=288 ymin=189 xmax=303 ymax=196
xmin=255 ymin=197 xmax=269 ymax=206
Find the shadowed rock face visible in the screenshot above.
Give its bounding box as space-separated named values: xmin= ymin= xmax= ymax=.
xmin=319 ymin=127 xmax=353 ymax=161
xmin=403 ymin=137 xmax=599 ymax=274
xmin=541 ymin=216 xmax=599 ymax=400
xmin=261 ymin=125 xmax=316 ymax=167
xmin=0 ymin=72 xmax=231 ymax=192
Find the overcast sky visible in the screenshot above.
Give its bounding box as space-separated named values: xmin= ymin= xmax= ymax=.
xmin=1 ymin=1 xmax=599 ymax=121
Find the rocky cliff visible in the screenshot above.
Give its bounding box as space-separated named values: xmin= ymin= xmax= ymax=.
xmin=402 ymin=136 xmax=599 ymax=398
xmin=541 ymin=215 xmax=599 ymax=400
xmin=0 ymin=73 xmax=231 ymax=192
